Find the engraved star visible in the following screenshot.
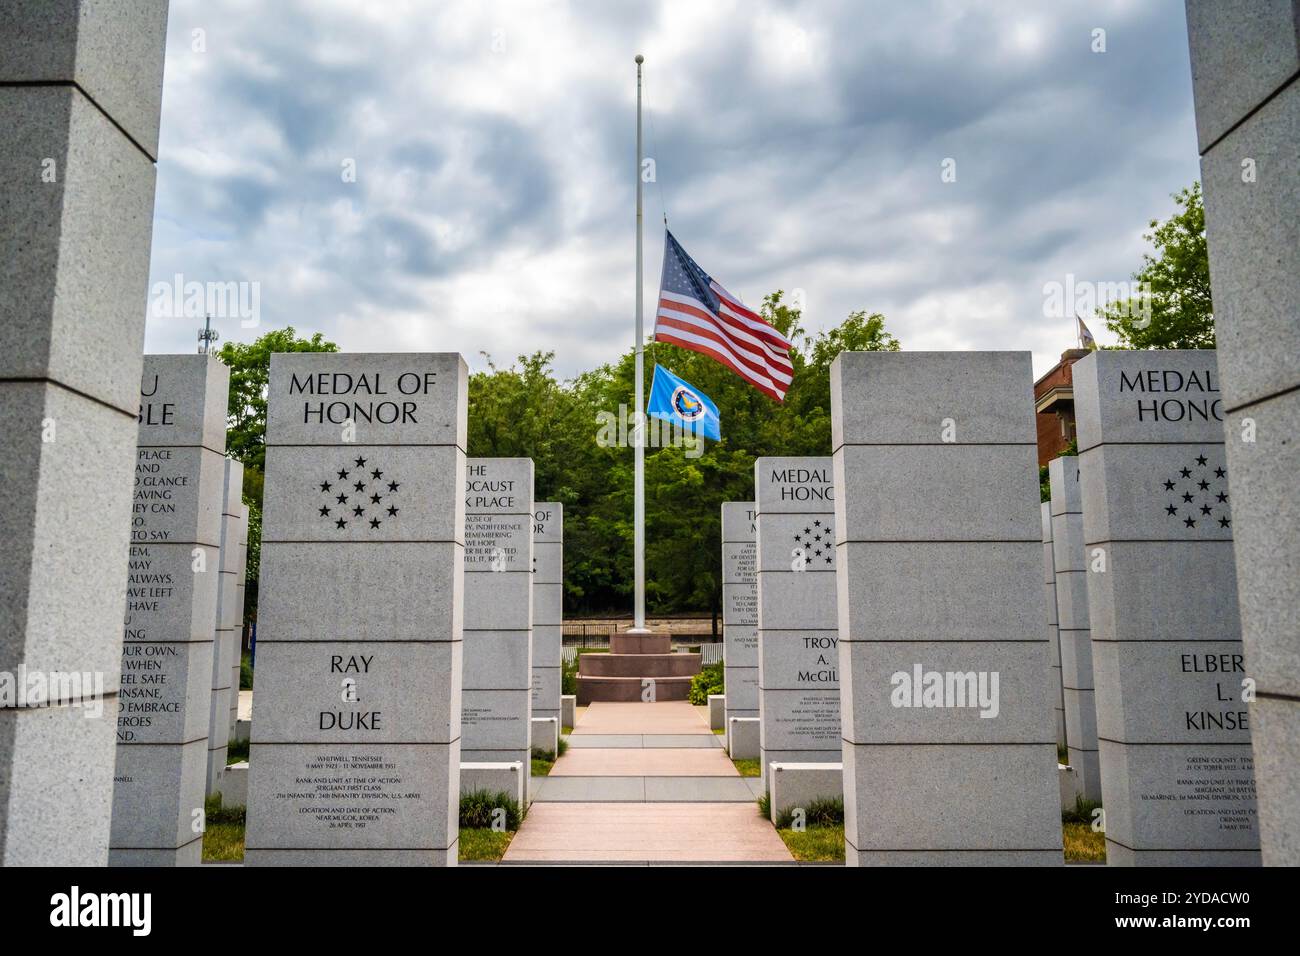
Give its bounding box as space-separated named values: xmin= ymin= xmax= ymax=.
xmin=1200 ymin=505 xmax=1212 ymax=516
xmin=319 ymin=505 xmax=330 ymax=517
xmin=804 ymin=527 xmax=811 ymax=535
xmin=1163 ymin=480 xmax=1176 ymax=491
xmin=824 ymin=555 xmax=832 ymax=564
xmin=1182 ymin=492 xmax=1194 ymax=503
xmin=320 ymin=480 xmax=332 ymax=492
xmin=353 ymin=505 xmax=365 ymax=517
xmin=813 ymin=519 xmax=821 ymax=527
xmin=335 ymin=518 xmax=347 ymax=529
xmin=355 ymin=457 xmax=367 ymax=467
xmin=1180 ymin=468 xmax=1191 ymax=478
xmin=1184 ymin=517 xmax=1196 ymax=528
xmin=387 ymin=505 xmax=398 ymax=517
xmin=337 ymin=469 xmax=349 ymax=480
xmin=371 ymin=469 xmax=383 ymax=480
xmin=1219 ymin=517 xmax=1230 ymax=528
xmin=354 ymin=480 xmax=366 ymax=492
xmin=388 ymin=481 xmax=400 ymax=492
xmin=369 ymin=517 xmax=381 ymax=529
xmin=370 ymin=493 xmax=382 ymax=504
xmin=1215 ymin=467 xmax=1226 ymax=478
xmin=1198 ymin=479 xmax=1210 ymax=491
xmin=1166 ymin=504 xmax=1178 ymax=516
xmin=1216 ymin=492 xmax=1228 ymax=503
xmin=336 ymin=493 xmax=348 ymax=505
xmin=1196 ymin=455 xmax=1208 ymax=466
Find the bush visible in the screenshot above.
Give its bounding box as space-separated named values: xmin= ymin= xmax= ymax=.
xmin=1062 ymin=795 xmax=1103 ymax=826
xmin=239 ymin=651 xmax=254 ymax=690
xmin=561 ymin=653 xmax=579 ymax=696
xmin=688 ymin=662 xmax=724 ymax=705
xmin=459 ymin=790 xmax=522 ymax=830
xmin=773 ymin=796 xmax=844 ymax=829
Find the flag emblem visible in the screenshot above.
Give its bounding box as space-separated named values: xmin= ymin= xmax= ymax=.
xmin=654 ymin=231 xmax=794 ymax=401
xmin=647 ymin=365 xmax=721 ymax=441
xmin=792 ymin=518 xmax=835 ymax=569
xmin=317 ymin=456 xmax=401 ymax=530
xmin=1161 ymin=452 xmax=1230 ymax=532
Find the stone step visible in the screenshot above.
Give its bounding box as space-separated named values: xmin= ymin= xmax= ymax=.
xmin=576 ymin=675 xmax=694 ymax=704
xmin=609 ymin=632 xmax=671 ymax=655
xmin=579 ymin=653 xmax=702 ymax=678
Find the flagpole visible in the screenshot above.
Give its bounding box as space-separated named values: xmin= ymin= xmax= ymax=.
xmin=633 ymin=53 xmax=647 ymax=632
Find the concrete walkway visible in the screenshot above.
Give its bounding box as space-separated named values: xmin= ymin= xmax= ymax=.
xmin=502 ymin=701 xmax=792 ymax=864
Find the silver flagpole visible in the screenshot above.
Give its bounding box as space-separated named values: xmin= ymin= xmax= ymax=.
xmin=633 ymin=53 xmax=647 ymax=632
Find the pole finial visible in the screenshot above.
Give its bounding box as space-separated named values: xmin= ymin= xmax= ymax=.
xmin=635 ymin=53 xmax=644 ymax=64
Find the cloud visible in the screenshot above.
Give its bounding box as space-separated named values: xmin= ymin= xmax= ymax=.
xmin=144 ymin=0 xmax=1200 ymax=380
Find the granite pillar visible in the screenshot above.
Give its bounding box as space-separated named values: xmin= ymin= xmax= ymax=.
xmin=531 ymin=502 xmax=563 ymax=729
xmin=1049 ymin=455 xmax=1102 ymax=802
xmin=831 ymin=351 xmax=1062 ymax=866
xmin=721 ymin=502 xmax=759 ymax=725
xmin=1185 ymin=0 xmax=1300 ymax=866
xmin=245 ymin=353 xmax=467 ymax=865
xmin=461 ymin=459 xmax=534 ymax=795
xmin=753 ymin=459 xmax=840 ymax=782
xmin=0 ymin=0 xmax=169 ymax=867
xmin=1074 ymin=349 xmax=1260 ymax=865
xmin=110 ymin=354 xmax=229 ymax=866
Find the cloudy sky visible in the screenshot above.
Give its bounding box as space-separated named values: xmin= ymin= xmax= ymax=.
xmin=143 ymin=0 xmax=1200 ymax=380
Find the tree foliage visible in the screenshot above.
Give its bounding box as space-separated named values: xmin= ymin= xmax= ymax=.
xmin=1102 ymin=182 xmax=1214 ymax=349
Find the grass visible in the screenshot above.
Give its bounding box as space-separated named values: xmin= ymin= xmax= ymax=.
xmin=713 ymin=728 xmax=725 ymax=735
xmin=459 ymin=828 xmax=515 ymax=862
xmin=458 ymin=789 xmax=522 ymax=863
xmin=1057 ymin=744 xmax=1069 ymax=764
xmin=731 ymin=758 xmax=761 ymax=777
xmin=201 ymin=795 xmax=246 ymax=863
xmin=1063 ymin=823 xmax=1107 ymax=862
xmin=226 ymin=737 xmax=249 ymax=764
xmin=531 ymin=755 xmax=555 ymax=776
xmin=778 ymin=824 xmax=845 ymax=862
xmin=561 ymin=726 xmax=573 ymax=735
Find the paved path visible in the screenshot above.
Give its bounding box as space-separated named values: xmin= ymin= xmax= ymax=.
xmin=502 ymin=701 xmax=792 ymax=864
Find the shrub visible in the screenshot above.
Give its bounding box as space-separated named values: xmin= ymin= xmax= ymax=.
xmin=773 ymin=796 xmax=844 ymax=829
xmin=561 ymin=653 xmax=579 ymax=696
xmin=1061 ymin=795 xmax=1103 ymax=826
xmin=459 ymin=789 xmax=522 ymax=830
xmin=688 ymin=662 xmax=724 ymax=705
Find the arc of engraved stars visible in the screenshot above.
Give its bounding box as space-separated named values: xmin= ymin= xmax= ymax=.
xmin=319 ymin=456 xmax=400 ymax=529
xmin=792 ymin=518 xmax=835 ymax=565
xmin=1163 ymin=452 xmax=1230 ymax=530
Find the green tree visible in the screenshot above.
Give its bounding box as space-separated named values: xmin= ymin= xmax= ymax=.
xmin=1102 ymin=182 xmax=1214 ymax=349
xmin=217 ymin=327 xmax=339 ymax=502
xmin=216 ymin=327 xmax=338 ymax=618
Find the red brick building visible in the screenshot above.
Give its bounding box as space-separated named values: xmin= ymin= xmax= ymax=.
xmin=1033 ymin=348 xmax=1091 ymax=466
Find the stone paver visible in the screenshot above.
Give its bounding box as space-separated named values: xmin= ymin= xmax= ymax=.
xmin=573 ymin=701 xmax=710 ymax=735
xmin=502 ymin=803 xmax=793 ymax=862
xmin=551 ymin=748 xmax=736 ymax=777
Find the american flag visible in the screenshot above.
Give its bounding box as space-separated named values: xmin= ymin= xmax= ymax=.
xmin=653 ymin=231 xmax=793 ymax=401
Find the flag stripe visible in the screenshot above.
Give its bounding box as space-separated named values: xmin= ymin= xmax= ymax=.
xmin=710 ymin=281 xmax=791 ymax=348
xmin=654 ymin=329 xmax=786 ymax=401
xmin=654 ymin=312 xmax=792 ymax=389
xmin=657 ymin=297 xmax=794 ymax=384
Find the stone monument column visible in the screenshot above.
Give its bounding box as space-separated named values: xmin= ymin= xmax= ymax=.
xmin=531 ymin=502 xmax=563 ymax=727
xmin=721 ymin=502 xmax=759 ymax=725
xmin=229 ymin=502 xmax=248 ymax=738
xmin=1049 ymin=456 xmax=1102 ymax=803
xmin=245 ymin=353 xmax=468 ymax=865
xmin=753 ymin=458 xmax=840 ymax=782
xmin=461 ymin=459 xmax=535 ymax=789
xmin=1042 ymin=501 xmax=1066 ymax=749
xmin=1074 ymin=349 xmax=1259 ymax=865
xmin=1184 ymin=0 xmax=1300 ymax=866
xmin=831 ymin=351 xmax=1062 ymax=865
xmin=0 ymin=0 xmax=170 ymax=867
xmin=207 ymin=458 xmax=243 ymax=795
xmin=111 ymin=354 xmax=230 ymax=866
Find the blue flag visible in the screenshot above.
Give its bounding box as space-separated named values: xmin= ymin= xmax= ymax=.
xmin=646 ymin=365 xmax=721 ymax=442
